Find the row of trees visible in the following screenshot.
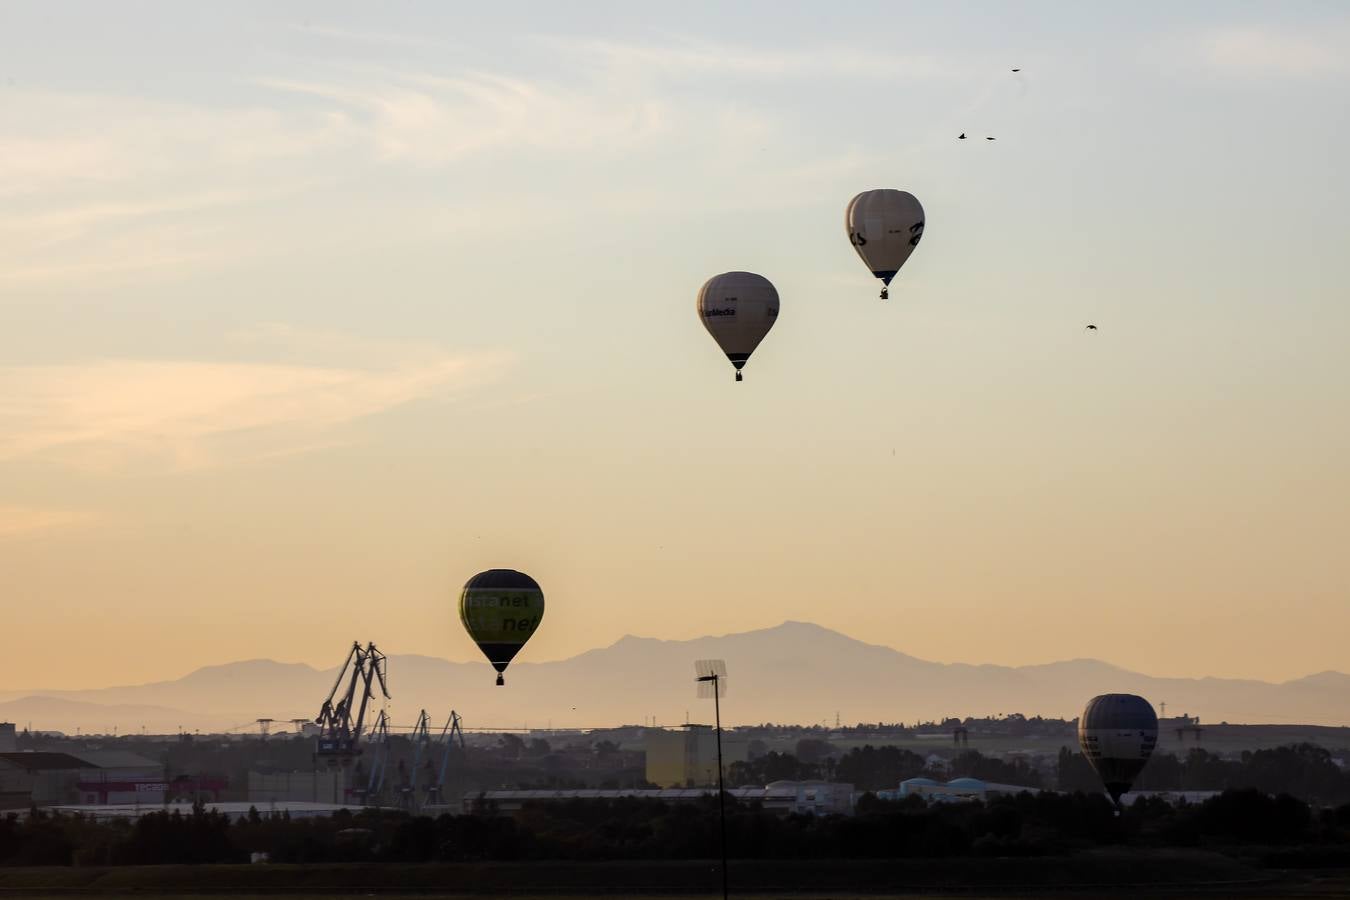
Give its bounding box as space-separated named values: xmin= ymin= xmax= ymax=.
xmin=4 ymin=790 xmax=1350 ymax=867
xmin=731 ymin=741 xmax=1350 ymax=807
xmin=1058 ymin=743 xmax=1350 ymax=805
xmin=731 ymin=747 xmax=1042 ymax=791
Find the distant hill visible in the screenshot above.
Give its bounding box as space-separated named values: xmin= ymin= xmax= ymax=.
xmin=3 ymin=622 xmax=1348 ymax=734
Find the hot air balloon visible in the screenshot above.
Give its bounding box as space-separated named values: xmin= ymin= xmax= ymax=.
xmin=697 ymin=271 xmax=779 ymax=382
xmin=459 ymin=569 xmax=545 ymax=686
xmin=845 ymin=189 xmax=925 ymax=299
xmin=1077 ymin=694 xmax=1158 ymax=807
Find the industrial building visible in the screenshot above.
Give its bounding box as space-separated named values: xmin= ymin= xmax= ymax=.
xmin=41 ymin=801 xmax=358 ymax=822
xmin=878 ymin=777 xmax=1043 ymax=803
xmin=462 ymin=780 xmax=856 ymax=817
xmin=70 ymin=750 xmax=169 ymax=805
xmin=0 ymin=750 xmax=167 ymax=807
xmin=0 ymin=723 xmax=15 ymax=753
xmin=0 ymin=752 xmax=97 ymax=807
xmin=645 ymin=725 xmax=749 ymax=788
xmin=248 ymin=770 xmax=350 ymax=805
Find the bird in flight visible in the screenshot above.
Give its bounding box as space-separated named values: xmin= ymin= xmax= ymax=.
xmin=958 ymin=132 xmax=967 ymax=140
xmin=1012 ymin=68 xmax=1021 ymax=73
xmin=1085 ymin=324 xmax=1098 ymax=331
xmin=985 ymin=136 xmax=996 ymax=141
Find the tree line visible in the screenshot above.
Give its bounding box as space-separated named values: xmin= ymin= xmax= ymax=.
xmin=4 ymin=790 xmax=1350 ymax=867
xmin=1058 ymin=743 xmax=1350 ymax=806
xmin=731 ymin=746 xmax=1042 ymax=791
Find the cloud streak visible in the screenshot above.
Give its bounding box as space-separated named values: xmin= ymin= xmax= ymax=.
xmin=1195 ymin=25 xmax=1348 ymax=77
xmin=0 ymin=506 xmax=96 ymax=541
xmin=255 ymin=69 xmax=671 ymax=165
xmin=531 ymin=35 xmax=952 ymax=81
xmin=0 ymin=348 xmax=512 ymax=471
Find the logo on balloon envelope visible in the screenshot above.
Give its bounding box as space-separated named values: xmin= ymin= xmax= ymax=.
xmin=702 ymin=307 xmax=737 ymax=317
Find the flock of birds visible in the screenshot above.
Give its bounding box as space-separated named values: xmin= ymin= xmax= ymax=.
xmin=963 ymin=69 xmax=1096 ymax=331
xmin=695 ymin=67 xmax=1095 ymax=383
xmin=958 ymin=68 xmax=1021 ymax=142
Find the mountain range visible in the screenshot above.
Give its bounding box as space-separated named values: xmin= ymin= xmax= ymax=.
xmin=3 ymin=622 xmax=1347 ymax=734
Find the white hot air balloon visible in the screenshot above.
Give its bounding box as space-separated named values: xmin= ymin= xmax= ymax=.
xmin=845 ymin=189 xmax=925 ymax=299
xmin=696 ymin=272 xmax=779 ymax=382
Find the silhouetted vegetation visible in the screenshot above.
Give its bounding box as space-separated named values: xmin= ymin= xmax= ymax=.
xmin=731 ymin=747 xmax=1042 ymax=792
xmin=1058 ymin=743 xmax=1350 ymax=806
xmin=4 ymin=790 xmax=1350 ymax=867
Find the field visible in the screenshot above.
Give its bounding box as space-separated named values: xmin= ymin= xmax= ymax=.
xmin=2 ymin=854 xmax=1350 ymax=897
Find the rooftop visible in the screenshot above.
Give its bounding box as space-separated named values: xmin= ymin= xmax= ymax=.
xmin=0 ymin=752 xmax=96 ymax=771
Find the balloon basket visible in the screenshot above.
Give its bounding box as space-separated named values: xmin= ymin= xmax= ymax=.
xmin=496 ymin=673 xmax=504 ymax=686
xmin=880 ymin=288 xmax=888 ymax=300
xmin=735 ymin=372 xmax=743 ymax=382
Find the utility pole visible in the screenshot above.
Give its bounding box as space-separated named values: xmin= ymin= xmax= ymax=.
xmin=695 ymin=660 xmax=729 ymax=900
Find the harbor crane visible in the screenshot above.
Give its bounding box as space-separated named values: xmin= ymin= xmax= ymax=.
xmin=314 ymin=641 xmax=389 ymax=767
xmin=424 ymin=710 xmax=466 ymax=808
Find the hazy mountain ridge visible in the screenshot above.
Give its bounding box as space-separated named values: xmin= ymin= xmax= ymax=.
xmin=3 ymin=621 xmax=1347 ymax=734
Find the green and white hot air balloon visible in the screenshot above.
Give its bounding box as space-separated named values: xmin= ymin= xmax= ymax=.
xmin=459 ymin=569 xmax=545 ymax=686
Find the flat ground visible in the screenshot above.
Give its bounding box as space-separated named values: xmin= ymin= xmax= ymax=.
xmin=1 ymin=855 xmax=1349 ymax=896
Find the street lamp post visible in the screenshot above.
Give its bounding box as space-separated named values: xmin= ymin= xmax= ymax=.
xmin=695 ymin=660 xmax=729 ymax=900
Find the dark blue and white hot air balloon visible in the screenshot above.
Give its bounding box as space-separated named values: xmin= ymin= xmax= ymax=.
xmin=1077 ymin=693 xmax=1159 ymax=807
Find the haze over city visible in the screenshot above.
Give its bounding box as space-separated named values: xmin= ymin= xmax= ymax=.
xmin=4 ymin=1 xmax=1349 ymax=695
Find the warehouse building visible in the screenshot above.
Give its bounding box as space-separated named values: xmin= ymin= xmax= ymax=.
xmin=248 ymin=769 xmax=349 ymax=804
xmin=41 ymin=801 xmax=358 ymax=822
xmin=70 ymin=750 xmax=168 ymax=805
xmin=0 ymin=750 xmax=167 ymax=807
xmin=877 ymin=776 xmax=1042 ymax=803
xmin=0 ymin=752 xmax=97 ymax=806
xmin=461 ymin=780 xmax=855 ymax=817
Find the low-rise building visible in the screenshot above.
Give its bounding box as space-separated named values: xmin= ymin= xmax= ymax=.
xmin=42 ymin=801 xmax=357 ymax=822
xmin=1 ymin=749 xmax=167 ymax=807
xmin=645 ymin=726 xmax=750 ymax=788
xmin=462 ymin=780 xmax=856 ymax=817
xmin=0 ymin=752 xmax=98 ymax=805
xmin=69 ymin=751 xmax=166 ymax=805
xmin=248 ymin=769 xmax=349 ymax=804
xmin=878 ymin=776 xmax=1041 ymax=803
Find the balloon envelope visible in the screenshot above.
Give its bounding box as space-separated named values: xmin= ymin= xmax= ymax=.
xmin=697 ymin=271 xmax=779 ymax=381
xmin=1077 ymin=693 xmax=1159 ymax=805
xmin=459 ymin=569 xmax=545 ymax=685
xmin=845 ymin=189 xmax=925 ymax=295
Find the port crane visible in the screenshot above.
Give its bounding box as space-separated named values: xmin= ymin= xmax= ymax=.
xmin=314 ymin=641 xmax=389 ymax=767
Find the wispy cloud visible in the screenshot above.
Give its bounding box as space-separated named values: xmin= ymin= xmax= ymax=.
xmin=0 ymin=92 xmax=349 ymax=199
xmin=531 ymin=35 xmax=951 ymax=81
xmin=255 ymin=69 xmax=671 ymax=165
xmin=0 ymin=341 xmax=513 ymax=471
xmin=1194 ymin=25 xmax=1348 ymax=77
xmin=1 ymin=32 xmax=919 ymax=291
xmin=0 ymin=89 xmax=352 ymax=290
xmin=292 ymin=23 xmax=459 ymax=51
xmin=0 ymin=506 xmax=96 ymax=541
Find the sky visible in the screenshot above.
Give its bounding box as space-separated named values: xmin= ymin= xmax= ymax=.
xmin=2 ymin=1 xmax=1348 ymax=691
